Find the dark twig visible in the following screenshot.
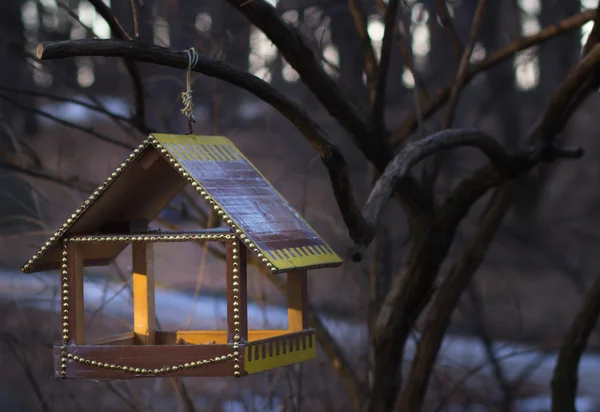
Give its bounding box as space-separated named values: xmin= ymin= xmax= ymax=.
xmin=0 ymin=93 xmax=133 ymax=149
xmin=87 ymin=0 xmax=131 ymax=40
xmin=466 ymin=283 xmax=514 ymax=411
xmin=372 ymin=0 xmax=400 ymax=130
xmin=347 ymin=0 xmax=379 ymax=102
xmin=391 ymin=9 xmax=596 ymax=144
xmin=434 ymin=0 xmax=463 ymax=60
xmin=130 ymin=0 xmax=140 ymax=39
xmin=87 ymin=0 xmax=146 ymax=128
xmin=0 ymin=160 xmax=97 ymax=192
xmin=0 ymin=85 xmax=144 ymax=128
xmin=57 ymin=0 xmax=97 ymax=38
xmin=443 ymin=0 xmax=488 ymax=128
xmin=551 ymin=271 xmax=600 ymax=412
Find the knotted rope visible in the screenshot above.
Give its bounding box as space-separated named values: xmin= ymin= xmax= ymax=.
xmin=181 ymin=47 xmax=199 ymax=134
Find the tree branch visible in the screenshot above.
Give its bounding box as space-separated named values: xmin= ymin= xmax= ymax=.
xmin=226 ymin=0 xmax=371 ymax=144
xmin=551 ymin=271 xmax=600 ymax=412
xmin=353 ymin=128 xmax=510 ymax=259
xmin=0 ymin=93 xmax=133 ymax=149
xmin=390 ymin=8 xmax=596 ymax=144
xmin=395 ymin=187 xmax=513 ymax=411
xmin=434 ymin=0 xmax=463 ymax=60
xmin=36 ymin=39 xmax=370 ymax=244
xmin=0 ymin=160 xmax=97 ymax=192
xmin=230 ymin=0 xmax=434 ymax=228
xmin=443 ymin=0 xmax=488 ymax=128
xmin=87 ymin=0 xmax=146 ymax=129
xmin=372 ymin=0 xmax=400 ymax=130
xmin=368 ymin=142 xmax=583 ymax=412
xmin=347 ymin=0 xmax=379 ymax=102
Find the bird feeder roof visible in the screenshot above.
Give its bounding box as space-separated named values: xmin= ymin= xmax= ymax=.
xmin=21 ymin=134 xmax=343 ymax=274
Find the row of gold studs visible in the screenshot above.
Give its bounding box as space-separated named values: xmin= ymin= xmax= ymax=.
xmin=60 ymin=352 xmax=235 ymax=376
xmin=65 ymin=234 xmax=233 ymax=243
xmin=148 ymin=138 xmax=277 ymax=274
xmin=231 ymin=241 xmax=242 ymax=377
xmin=23 ymin=140 xmax=152 ymax=272
xmin=60 ymin=244 xmax=70 ymax=377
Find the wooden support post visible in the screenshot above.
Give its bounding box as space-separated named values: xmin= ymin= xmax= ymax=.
xmin=227 ymin=240 xmax=248 ymax=343
xmin=132 ymin=243 xmax=155 ymax=344
xmin=64 ymin=242 xmax=84 ymax=345
xmin=287 ymin=270 xmax=309 ymax=332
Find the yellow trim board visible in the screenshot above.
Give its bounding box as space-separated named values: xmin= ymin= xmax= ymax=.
xmin=244 ymin=335 xmax=317 ymax=374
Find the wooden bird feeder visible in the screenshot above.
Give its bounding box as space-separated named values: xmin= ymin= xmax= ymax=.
xmin=21 ymin=134 xmax=342 ymax=380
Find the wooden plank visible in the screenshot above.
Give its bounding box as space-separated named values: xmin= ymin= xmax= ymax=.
xmin=54 ymin=344 xmax=242 ymax=379
xmin=287 ymin=270 xmax=309 ymax=332
xmin=154 ymin=330 xmax=289 ymax=345
xmin=132 ymin=243 xmax=155 ymax=344
xmin=85 ymin=332 xmax=135 ymax=346
xmin=64 ymin=242 xmax=84 ymax=345
xmin=227 ymin=240 xmax=248 ymax=343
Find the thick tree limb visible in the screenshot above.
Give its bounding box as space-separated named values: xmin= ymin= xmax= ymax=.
xmin=36 ymin=39 xmax=370 ymax=244
xmin=368 ymin=142 xmax=583 ymax=412
xmin=390 ymin=9 xmax=596 ymax=144
xmin=551 ymin=271 xmax=600 ymax=412
xmin=227 ymin=0 xmax=432 ymax=222
xmin=353 ymin=128 xmax=510 ymax=259
xmin=395 ymin=187 xmax=514 ymax=411
xmin=537 ymin=42 xmax=600 ymax=143
xmin=231 ymin=0 xmax=433 ymax=226
xmin=372 ymin=0 xmax=400 ymax=130
xmin=226 ymin=0 xmax=371 ymax=146
xmin=373 ymin=9 xmax=596 ymax=409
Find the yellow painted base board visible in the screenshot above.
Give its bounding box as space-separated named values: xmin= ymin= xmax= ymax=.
xmin=244 ymin=335 xmax=317 ymax=374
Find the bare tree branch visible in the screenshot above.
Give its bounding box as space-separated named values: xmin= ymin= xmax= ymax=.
xmin=394 ymin=187 xmax=513 ymax=411
xmin=130 ymin=0 xmax=141 ymax=39
xmin=227 ymin=0 xmax=371 ymax=142
xmin=368 ymin=140 xmax=583 ymax=411
xmin=390 ymin=9 xmax=596 ymax=144
xmin=372 ymin=0 xmax=400 ymax=130
xmin=353 ymin=128 xmax=510 ymax=259
xmin=551 ymin=271 xmax=600 ymax=412
xmin=434 ymin=0 xmax=463 ymax=60
xmin=347 ymin=0 xmax=379 ymax=102
xmin=0 ymin=93 xmax=134 ymax=149
xmin=443 ymin=0 xmax=488 ymax=128
xmin=226 ymin=0 xmax=433 ymax=224
xmin=87 ymin=0 xmax=147 ymax=129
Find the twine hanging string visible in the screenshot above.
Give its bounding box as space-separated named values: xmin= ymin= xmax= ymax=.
xmin=181 ymin=47 xmax=199 ymax=134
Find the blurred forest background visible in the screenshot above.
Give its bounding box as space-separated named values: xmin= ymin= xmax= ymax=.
xmin=2 ymin=0 xmax=600 ymax=411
